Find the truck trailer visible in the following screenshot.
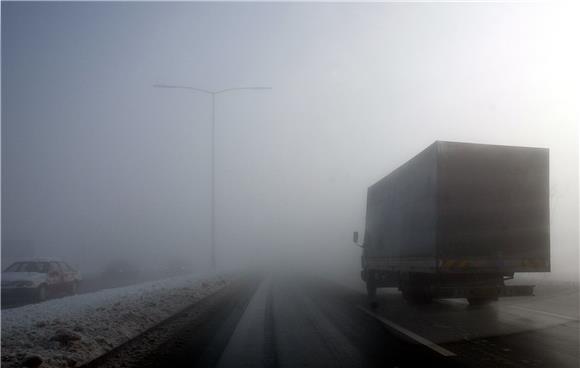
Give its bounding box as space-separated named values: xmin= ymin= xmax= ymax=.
xmin=356 ymin=141 xmax=550 ymax=305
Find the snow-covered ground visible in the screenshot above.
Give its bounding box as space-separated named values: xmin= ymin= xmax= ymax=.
xmin=1 ymin=273 xmax=230 ymax=368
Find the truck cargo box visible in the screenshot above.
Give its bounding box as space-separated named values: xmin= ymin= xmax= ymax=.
xmin=364 ymin=141 xmax=550 ymax=274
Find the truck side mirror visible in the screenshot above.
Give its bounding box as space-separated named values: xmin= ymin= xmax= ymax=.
xmin=353 ymin=231 xmax=359 ymax=244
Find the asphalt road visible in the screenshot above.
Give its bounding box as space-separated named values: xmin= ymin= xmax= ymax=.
xmin=82 ymin=273 xmax=579 ymax=368
xmin=364 ymin=280 xmax=579 ymax=368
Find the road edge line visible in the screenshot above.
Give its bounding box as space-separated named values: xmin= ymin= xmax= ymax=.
xmin=357 ymin=305 xmax=457 ymax=357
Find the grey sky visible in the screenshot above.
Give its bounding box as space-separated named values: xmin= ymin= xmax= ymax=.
xmin=2 ymin=2 xmax=578 ymax=278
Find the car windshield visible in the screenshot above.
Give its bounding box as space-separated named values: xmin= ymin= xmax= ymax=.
xmin=4 ymin=262 xmax=49 ymax=273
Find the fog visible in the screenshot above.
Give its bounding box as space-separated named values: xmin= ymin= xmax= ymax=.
xmin=2 ymin=2 xmax=578 ymax=282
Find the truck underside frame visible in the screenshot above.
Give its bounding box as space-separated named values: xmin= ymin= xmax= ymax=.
xmin=362 ymin=269 xmax=535 ymax=305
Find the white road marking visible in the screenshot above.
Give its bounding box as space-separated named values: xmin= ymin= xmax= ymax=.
xmin=508 ymin=305 xmax=579 ymax=322
xmin=217 ymin=278 xmax=271 ymax=368
xmin=357 ymin=305 xmax=457 ymax=357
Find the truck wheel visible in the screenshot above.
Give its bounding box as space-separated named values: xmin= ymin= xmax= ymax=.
xmin=467 ymin=297 xmax=496 ymax=306
xmin=36 ymin=285 xmax=47 ymax=302
xmin=366 ymin=280 xmax=377 ymax=298
xmin=366 ymin=272 xmax=378 ymax=307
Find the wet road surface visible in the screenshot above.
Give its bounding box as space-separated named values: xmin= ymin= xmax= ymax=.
xmin=83 ymin=273 xmax=579 ymax=368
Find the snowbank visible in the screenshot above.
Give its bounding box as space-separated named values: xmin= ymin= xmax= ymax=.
xmin=1 ymin=273 xmax=230 ymax=368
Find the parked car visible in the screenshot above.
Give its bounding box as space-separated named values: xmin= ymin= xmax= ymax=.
xmin=1 ymin=258 xmax=82 ymax=302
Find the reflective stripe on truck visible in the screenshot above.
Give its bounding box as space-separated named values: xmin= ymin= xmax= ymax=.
xmin=434 ymin=285 xmax=535 ymax=299
xmin=437 ymin=258 xmax=548 ymax=271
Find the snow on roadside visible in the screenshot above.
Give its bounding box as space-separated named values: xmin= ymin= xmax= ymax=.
xmin=1 ymin=273 xmax=230 ymax=368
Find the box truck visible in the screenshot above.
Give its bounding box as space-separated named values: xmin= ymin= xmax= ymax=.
xmin=355 ymin=141 xmax=549 ymax=305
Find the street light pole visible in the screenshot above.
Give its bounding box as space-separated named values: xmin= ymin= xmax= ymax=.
xmin=210 ymin=92 xmax=216 ymax=270
xmin=153 ymin=84 xmax=271 ymax=271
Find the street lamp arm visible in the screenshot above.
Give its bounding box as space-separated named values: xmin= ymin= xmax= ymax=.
xmin=215 ymin=87 xmax=272 ymax=94
xmin=153 ymin=84 xmax=214 ymax=95
xmin=153 ymin=84 xmax=272 ymax=95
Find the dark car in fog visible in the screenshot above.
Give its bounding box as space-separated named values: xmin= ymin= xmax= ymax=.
xmin=1 ymin=259 xmax=82 ymax=302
